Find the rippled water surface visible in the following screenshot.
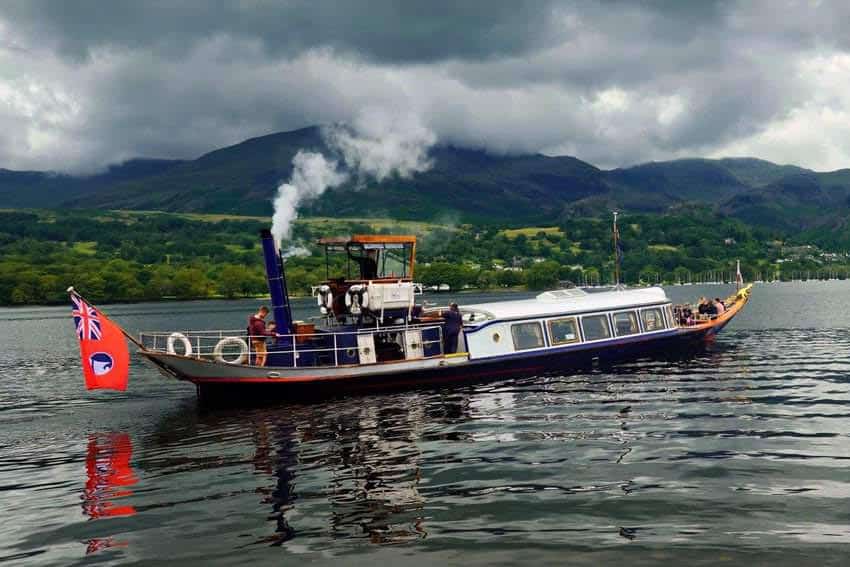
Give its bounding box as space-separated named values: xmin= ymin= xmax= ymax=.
xmin=2 ymin=283 xmax=850 ymax=565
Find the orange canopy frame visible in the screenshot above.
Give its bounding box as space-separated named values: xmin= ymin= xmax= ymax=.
xmin=318 ymin=235 xmax=417 ymax=279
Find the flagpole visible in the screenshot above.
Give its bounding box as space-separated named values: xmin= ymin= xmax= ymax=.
xmin=613 ymin=211 xmax=620 ymax=288
xmin=67 ymin=286 xmax=145 ymax=349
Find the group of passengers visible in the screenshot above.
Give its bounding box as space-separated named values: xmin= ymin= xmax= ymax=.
xmin=698 ymin=296 xmax=726 ymax=317
xmin=675 ymin=297 xmax=728 ymax=326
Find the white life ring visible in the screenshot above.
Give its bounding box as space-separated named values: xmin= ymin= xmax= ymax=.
xmin=166 ymin=332 xmax=193 ymax=356
xmin=316 ymin=284 xmax=331 ymax=306
xmin=347 ymin=296 xmax=360 ymax=315
xmin=345 ymin=285 xmax=369 ymax=313
xmin=316 ymin=285 xmax=334 ymax=312
xmin=213 ymin=337 xmax=248 ymax=365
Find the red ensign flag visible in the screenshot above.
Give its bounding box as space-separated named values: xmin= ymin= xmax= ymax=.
xmin=83 ymin=433 xmax=138 ymax=519
xmin=71 ymin=293 xmax=130 ymax=391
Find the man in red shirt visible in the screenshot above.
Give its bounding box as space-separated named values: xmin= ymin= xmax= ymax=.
xmin=248 ymin=306 xmax=272 ymax=366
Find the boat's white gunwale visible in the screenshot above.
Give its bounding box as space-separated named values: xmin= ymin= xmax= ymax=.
xmin=141 ymin=349 xmax=465 ymax=381
xmin=141 ymin=347 xmax=451 ymax=371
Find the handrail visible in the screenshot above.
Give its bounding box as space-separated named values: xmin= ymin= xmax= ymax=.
xmin=138 ymin=321 xmax=443 ymax=338
xmin=139 ymin=323 xmax=446 ymax=368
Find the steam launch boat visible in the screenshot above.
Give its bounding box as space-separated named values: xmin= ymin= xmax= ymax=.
xmin=137 ymin=229 xmax=752 ymax=398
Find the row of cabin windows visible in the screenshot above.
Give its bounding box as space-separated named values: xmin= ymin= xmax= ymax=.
xmin=509 ymin=307 xmax=668 ymax=351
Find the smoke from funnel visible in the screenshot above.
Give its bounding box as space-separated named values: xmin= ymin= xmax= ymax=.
xmin=270 ymin=109 xmax=436 ymax=246
xmin=271 ymin=150 xmax=347 ymax=246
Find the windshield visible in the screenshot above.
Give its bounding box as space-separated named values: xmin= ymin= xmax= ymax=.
xmin=324 ymin=241 xmax=414 ymax=280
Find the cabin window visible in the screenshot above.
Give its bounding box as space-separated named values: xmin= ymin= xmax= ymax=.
xmin=548 ymin=318 xmax=580 ymax=345
xmin=613 ymin=311 xmax=639 ymax=336
xmin=581 ymin=314 xmax=611 ymax=341
xmin=664 ymin=305 xmax=675 ymax=327
xmin=511 ymin=322 xmax=545 ymax=350
xmin=380 ymin=245 xmax=409 ymax=278
xmin=642 ymin=308 xmax=665 ymax=331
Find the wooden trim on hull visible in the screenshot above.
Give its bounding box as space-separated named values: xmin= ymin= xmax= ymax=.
xmin=676 ymin=289 xmax=750 ymax=338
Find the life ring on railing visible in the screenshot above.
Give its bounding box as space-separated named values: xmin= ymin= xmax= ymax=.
xmin=316 ymin=284 xmax=331 ymax=305
xmin=316 ymin=285 xmax=334 ymax=315
xmin=213 ymin=337 xmax=248 ymax=365
xmin=345 ymin=285 xmax=369 ymax=314
xmin=166 ymin=332 xmax=193 ymax=356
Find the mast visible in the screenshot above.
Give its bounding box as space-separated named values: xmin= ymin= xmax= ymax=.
xmin=613 ymin=211 xmax=622 ymax=288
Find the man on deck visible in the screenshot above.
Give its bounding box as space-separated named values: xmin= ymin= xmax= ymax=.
xmin=441 ymin=302 xmax=462 ymax=354
xmin=248 ymin=306 xmax=273 ymax=366
xmin=356 ymin=249 xmax=379 ymax=279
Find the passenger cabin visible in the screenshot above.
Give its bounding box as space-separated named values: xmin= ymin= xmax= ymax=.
xmin=460 ymin=287 xmax=677 ymax=360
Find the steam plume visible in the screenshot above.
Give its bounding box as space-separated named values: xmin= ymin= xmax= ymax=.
xmin=271 ymin=151 xmax=347 ymax=244
xmin=270 ymin=109 xmax=436 ymax=246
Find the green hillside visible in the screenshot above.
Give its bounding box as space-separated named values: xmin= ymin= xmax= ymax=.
xmin=1 ymin=125 xmax=850 ymax=239
xmin=723 ymin=170 xmax=850 ymax=237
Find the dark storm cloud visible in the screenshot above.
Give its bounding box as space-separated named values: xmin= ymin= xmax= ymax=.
xmin=0 ymin=0 xmax=563 ymax=63
xmin=0 ymin=0 xmax=849 ymax=172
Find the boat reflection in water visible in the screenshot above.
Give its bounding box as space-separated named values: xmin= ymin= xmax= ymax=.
xmin=119 ymin=343 xmax=744 ymax=556
xmin=81 ymin=432 xmax=138 ymax=554
xmin=247 ymin=395 xmax=440 ymax=546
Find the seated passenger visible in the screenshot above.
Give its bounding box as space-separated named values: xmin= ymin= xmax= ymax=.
xmin=697 ymin=297 xmax=710 ymax=317
xmin=714 ymin=297 xmax=726 ymax=315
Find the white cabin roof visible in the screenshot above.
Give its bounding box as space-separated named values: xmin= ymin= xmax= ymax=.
xmin=461 ymin=287 xmax=669 ymax=321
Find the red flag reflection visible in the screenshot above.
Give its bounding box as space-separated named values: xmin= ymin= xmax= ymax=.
xmin=82 ymin=433 xmax=138 ymax=519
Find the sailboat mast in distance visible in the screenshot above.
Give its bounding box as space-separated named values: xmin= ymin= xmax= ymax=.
xmin=613 ymin=211 xmax=621 ymax=287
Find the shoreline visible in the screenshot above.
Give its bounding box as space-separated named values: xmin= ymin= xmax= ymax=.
xmin=5 ymin=279 xmax=844 ymax=309
xmin=3 ymin=286 xmax=533 ymax=309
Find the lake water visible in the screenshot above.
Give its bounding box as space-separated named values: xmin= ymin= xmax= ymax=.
xmin=2 ymin=282 xmax=850 ymax=565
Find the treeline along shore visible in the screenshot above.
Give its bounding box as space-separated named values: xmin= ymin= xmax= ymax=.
xmin=1 ymin=208 xmax=847 ymax=306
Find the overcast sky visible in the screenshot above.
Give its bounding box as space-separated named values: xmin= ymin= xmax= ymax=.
xmin=1 ymin=0 xmax=849 ymax=174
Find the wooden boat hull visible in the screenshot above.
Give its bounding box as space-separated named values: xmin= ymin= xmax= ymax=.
xmin=139 ymin=289 xmax=748 ymax=400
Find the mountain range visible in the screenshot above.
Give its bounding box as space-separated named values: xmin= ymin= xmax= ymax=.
xmin=2 ymin=125 xmax=848 ymax=236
